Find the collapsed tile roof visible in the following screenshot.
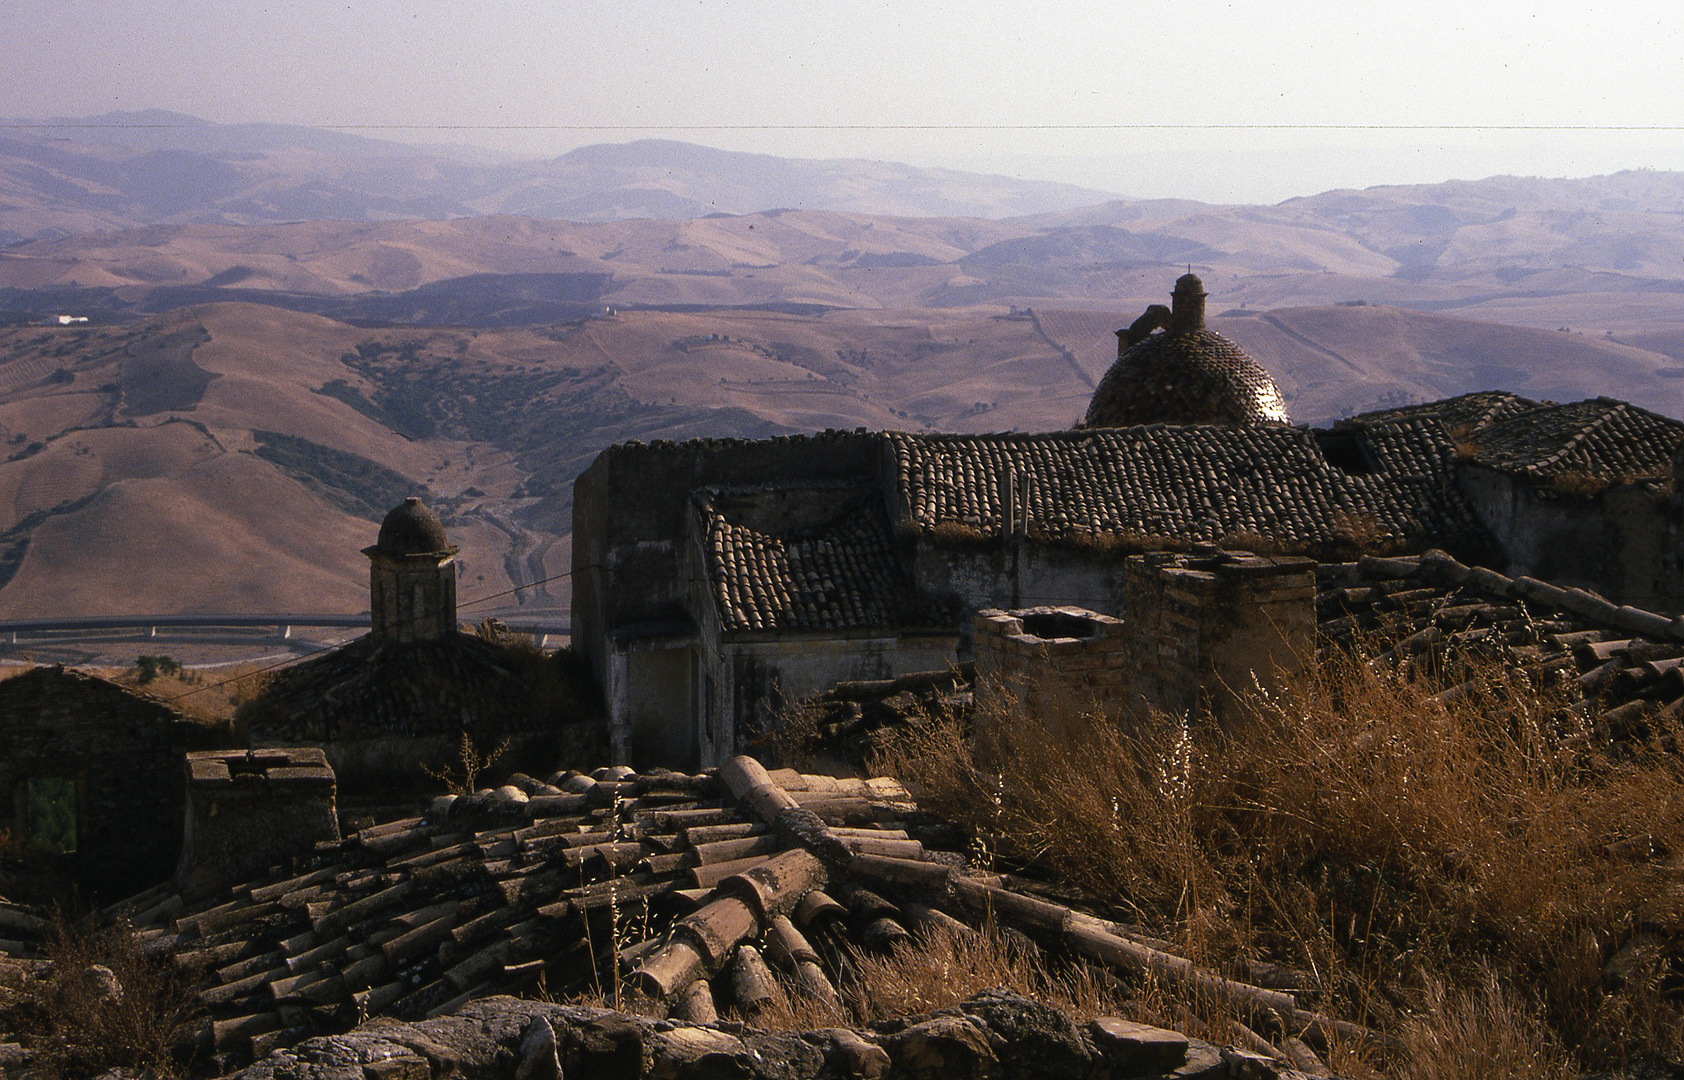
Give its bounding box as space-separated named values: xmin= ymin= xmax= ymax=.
xmin=886 ymin=420 xmax=1485 ymax=554
xmin=1320 ymin=549 xmax=1684 ymax=734
xmin=781 ymin=548 xmax=1684 ymax=767
xmin=700 ymin=494 xmax=904 ymax=634
xmin=104 ymin=756 xmax=1371 ymax=1075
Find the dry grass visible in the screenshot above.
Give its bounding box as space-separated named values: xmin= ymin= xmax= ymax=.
xmin=736 ymin=919 xmax=1125 ymax=1035
xmin=3 ymin=917 xmax=201 ymax=1079
xmin=1397 ymin=973 xmax=1572 ymax=1080
xmin=870 ymin=648 xmax=1684 ymax=1074
xmin=1549 ymin=469 xmax=1614 ymax=498
xmin=844 ymin=921 xmax=1120 ymax=1024
xmin=927 ymin=520 xmax=994 ymax=548
xmin=95 ymin=659 xmax=277 ymax=724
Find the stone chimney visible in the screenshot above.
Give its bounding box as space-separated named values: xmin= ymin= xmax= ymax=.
xmin=175 ymin=748 xmax=339 ymax=899
xmin=364 ymin=496 xmax=460 ymax=642
xmin=1171 ymin=273 xmax=1207 ymax=334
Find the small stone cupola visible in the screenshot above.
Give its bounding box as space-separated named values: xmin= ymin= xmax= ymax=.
xmin=364 ymin=496 xmax=459 ymax=642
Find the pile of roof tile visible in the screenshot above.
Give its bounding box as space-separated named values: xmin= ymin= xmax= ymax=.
xmin=102 ymin=755 xmax=1370 ymax=1077
xmin=1320 ymin=549 xmax=1684 ymax=733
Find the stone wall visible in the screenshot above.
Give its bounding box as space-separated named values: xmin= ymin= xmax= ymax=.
xmin=1122 ymin=551 xmax=1316 ymax=725
xmin=974 ymin=553 xmax=1315 ymax=729
xmin=176 ymin=748 xmax=340 ymax=899
xmin=0 ymin=666 xmax=222 ymax=899
xmin=973 ymin=606 xmax=1129 ymax=723
xmin=1460 ymin=464 xmax=1674 ymax=610
xmin=572 ymin=431 xmax=883 ymax=681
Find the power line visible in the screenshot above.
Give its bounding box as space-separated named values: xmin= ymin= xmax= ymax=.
xmin=6 ymin=122 xmax=1684 ymax=134
xmin=456 ymin=568 xmax=573 ymax=612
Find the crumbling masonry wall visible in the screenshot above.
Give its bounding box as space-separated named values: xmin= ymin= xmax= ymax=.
xmin=975 ymin=552 xmax=1316 ymax=728
xmin=1122 ymin=551 xmax=1316 ymax=724
xmin=974 ymin=606 xmax=1129 ymax=723
xmin=0 ymin=666 xmax=220 ymax=899
xmin=176 ymin=748 xmax=340 ymax=899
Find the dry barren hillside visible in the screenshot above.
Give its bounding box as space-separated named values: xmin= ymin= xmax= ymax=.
xmin=0 ymin=302 xmax=1072 ymax=618
xmin=11 ymin=169 xmax=1684 ymax=338
xmin=4 ymin=297 xmax=1682 ymax=621
xmin=1035 ymin=305 xmax=1684 ymax=424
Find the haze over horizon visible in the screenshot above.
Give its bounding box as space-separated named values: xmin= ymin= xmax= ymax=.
xmin=4 ymin=0 xmax=1683 ymax=205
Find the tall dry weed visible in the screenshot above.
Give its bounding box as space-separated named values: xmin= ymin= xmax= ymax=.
xmin=1397 ymin=973 xmax=1571 ymax=1080
xmin=871 ymin=649 xmax=1684 ymax=1072
xmin=7 ymin=917 xmax=201 ymax=1079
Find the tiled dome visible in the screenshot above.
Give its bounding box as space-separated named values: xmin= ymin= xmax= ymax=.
xmin=373 ymin=496 xmax=454 ymax=556
xmin=1084 ymin=274 xmax=1290 ymax=428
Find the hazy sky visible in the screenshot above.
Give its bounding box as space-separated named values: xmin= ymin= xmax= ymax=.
xmin=5 ymin=0 xmax=1684 ymax=203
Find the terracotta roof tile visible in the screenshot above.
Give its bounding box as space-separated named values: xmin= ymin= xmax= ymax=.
xmin=888 ymin=420 xmax=1485 ymax=553
xmin=1344 ymin=392 xmax=1684 ymax=483
xmin=701 ymin=494 xmax=903 ymax=634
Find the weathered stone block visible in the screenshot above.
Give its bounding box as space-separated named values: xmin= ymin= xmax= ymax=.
xmin=1088 ymin=1017 xmax=1189 ymax=1072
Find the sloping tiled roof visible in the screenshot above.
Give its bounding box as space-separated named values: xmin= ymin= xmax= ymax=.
xmin=1345 ymin=393 xmax=1684 ymax=484
xmin=1467 ymin=398 xmax=1684 ymax=482
xmin=700 ymin=493 xmax=904 ymax=634
xmin=1341 ymin=390 xmax=1542 ymax=435
xmin=1085 ymin=328 xmax=1291 ymax=428
xmin=887 ymin=421 xmax=1486 ymax=554
xmin=238 ymin=634 xmax=554 ymax=743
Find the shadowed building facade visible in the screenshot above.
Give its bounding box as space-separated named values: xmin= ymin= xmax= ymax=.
xmin=241 ymin=497 xmax=603 ymax=798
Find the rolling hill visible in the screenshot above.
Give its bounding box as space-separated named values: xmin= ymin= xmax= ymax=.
xmin=8 ymin=166 xmax=1684 ymax=336
xmin=6 ymin=127 xmax=1684 ymax=627
xmin=3 ymin=299 xmax=1682 ymax=622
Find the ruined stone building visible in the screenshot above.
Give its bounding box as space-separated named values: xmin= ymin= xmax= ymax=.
xmin=239 ymin=497 xmax=601 ymax=799
xmin=0 ymin=666 xmax=222 ymax=898
xmin=574 ymin=274 xmax=1684 ymax=768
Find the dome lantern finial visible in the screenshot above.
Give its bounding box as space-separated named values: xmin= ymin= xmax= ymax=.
xmin=1172 ymin=272 xmax=1207 ymax=333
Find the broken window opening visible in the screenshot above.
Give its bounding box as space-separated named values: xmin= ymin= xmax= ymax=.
xmin=1314 ymin=430 xmax=1378 ymax=476
xmin=22 ymin=777 xmax=78 ymax=854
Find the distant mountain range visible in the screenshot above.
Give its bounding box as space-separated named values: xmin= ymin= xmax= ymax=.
xmin=0 ymin=111 xmax=1123 ymax=243
xmin=6 ymin=116 xmax=1684 ymax=626
xmin=8 ymin=113 xmax=1684 ymax=335
xmin=7 ymin=176 xmax=1684 ymax=336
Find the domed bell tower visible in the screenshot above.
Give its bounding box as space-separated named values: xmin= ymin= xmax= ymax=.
xmin=364 ymin=497 xmax=459 ymax=643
